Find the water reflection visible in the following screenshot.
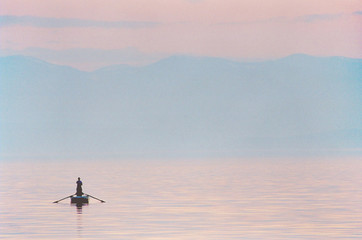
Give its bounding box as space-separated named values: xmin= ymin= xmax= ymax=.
xmin=74 ymin=203 xmax=87 ymax=214
xmin=74 ymin=203 xmax=85 ymax=238
xmin=1 ymin=158 xmax=362 ymax=239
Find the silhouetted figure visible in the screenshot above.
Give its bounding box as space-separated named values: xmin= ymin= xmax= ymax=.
xmin=76 ymin=177 xmax=83 ymax=196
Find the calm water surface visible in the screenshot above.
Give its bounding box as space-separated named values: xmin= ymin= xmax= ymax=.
xmin=1 ymin=158 xmax=362 ymax=239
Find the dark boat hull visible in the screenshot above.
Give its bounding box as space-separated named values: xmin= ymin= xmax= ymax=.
xmin=71 ymin=195 xmax=89 ymax=204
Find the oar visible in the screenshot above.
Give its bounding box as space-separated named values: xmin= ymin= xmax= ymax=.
xmin=85 ymin=193 xmax=105 ymax=203
xmin=53 ymin=194 xmax=73 ymax=203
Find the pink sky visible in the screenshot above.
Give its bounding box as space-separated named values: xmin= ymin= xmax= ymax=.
xmin=0 ymin=0 xmax=361 ymax=69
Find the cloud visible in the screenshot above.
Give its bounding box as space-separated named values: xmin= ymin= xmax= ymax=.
xmin=0 ymin=15 xmax=159 ymax=28
xmin=353 ymin=11 xmax=362 ymax=15
xmin=294 ymin=14 xmax=343 ymax=23
xmin=185 ymin=0 xmax=204 ymax=3
xmin=216 ymin=13 xmax=344 ymax=26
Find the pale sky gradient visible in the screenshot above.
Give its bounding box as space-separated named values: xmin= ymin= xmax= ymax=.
xmin=0 ymin=0 xmax=361 ymax=70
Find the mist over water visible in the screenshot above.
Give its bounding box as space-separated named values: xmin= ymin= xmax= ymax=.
xmin=1 ymin=158 xmax=362 ymax=239
xmin=1 ymin=54 xmax=361 ymax=239
xmin=1 ymin=55 xmax=361 ymax=160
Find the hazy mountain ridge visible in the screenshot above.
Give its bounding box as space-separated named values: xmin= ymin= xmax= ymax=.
xmin=1 ymin=54 xmax=361 ymax=159
xmin=0 ymin=55 xmax=87 ymax=79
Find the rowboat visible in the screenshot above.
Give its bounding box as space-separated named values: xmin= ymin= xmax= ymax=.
xmin=53 ymin=178 xmax=105 ymax=205
xmin=71 ymin=195 xmax=89 ymax=204
xmin=54 ymin=191 xmax=104 ymax=204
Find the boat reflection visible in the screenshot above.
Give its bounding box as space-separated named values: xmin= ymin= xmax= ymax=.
xmin=73 ymin=203 xmax=85 ymax=238
xmin=72 ymin=202 xmax=88 ymax=214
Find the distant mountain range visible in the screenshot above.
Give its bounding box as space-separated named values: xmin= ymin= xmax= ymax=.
xmin=1 ymin=54 xmax=361 ymax=159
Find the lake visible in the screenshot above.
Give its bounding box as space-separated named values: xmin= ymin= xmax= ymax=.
xmin=1 ymin=157 xmax=362 ymax=239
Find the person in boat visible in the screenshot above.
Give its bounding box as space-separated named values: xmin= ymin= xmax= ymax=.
xmin=76 ymin=177 xmax=83 ymax=196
